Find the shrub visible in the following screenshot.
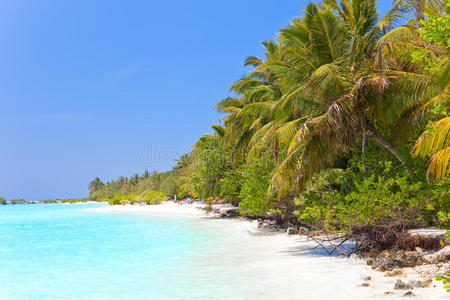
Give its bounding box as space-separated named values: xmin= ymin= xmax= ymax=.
xmin=219 ymin=168 xmax=243 ymax=205
xmin=436 ymin=231 xmax=450 ymax=292
xmin=138 ymin=190 xmax=167 ymax=205
xmin=108 ymin=193 xmax=127 ymax=205
xmin=238 ymin=154 xmax=274 ymax=217
xmin=294 ymin=160 xmax=448 ymax=250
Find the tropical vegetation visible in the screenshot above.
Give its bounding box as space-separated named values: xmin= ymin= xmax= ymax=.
xmin=89 ymin=0 xmax=449 ymax=242
xmin=88 ymin=174 xmax=170 ymax=205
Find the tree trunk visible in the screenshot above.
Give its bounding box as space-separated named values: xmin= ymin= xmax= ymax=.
xmin=367 ymin=130 xmax=415 ymax=181
xmin=362 ymin=132 xmax=367 ymax=179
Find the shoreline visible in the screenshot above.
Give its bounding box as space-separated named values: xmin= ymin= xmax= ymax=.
xmin=85 ymin=201 xmax=449 ymax=299
xmin=84 ymin=201 xmax=235 ymax=217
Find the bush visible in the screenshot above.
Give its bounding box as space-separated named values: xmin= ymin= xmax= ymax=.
xmin=219 ymin=168 xmax=243 ymax=205
xmin=294 ymin=160 xmax=449 ymax=249
xmin=238 ymin=154 xmax=274 ymax=217
xmin=135 ymin=190 xmax=167 ymax=205
xmin=60 ymin=198 xmax=89 ymax=203
xmin=108 ymin=193 xmax=128 ymax=205
xmin=105 ymin=191 xmax=167 ymax=205
xmin=436 ymin=231 xmax=450 ymax=292
xmin=147 ymin=190 xmax=168 ymax=204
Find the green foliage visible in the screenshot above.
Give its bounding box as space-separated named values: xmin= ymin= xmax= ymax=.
xmin=295 ymin=154 xmax=450 ymax=233
xmin=437 ymin=271 xmax=450 ymax=292
xmin=88 ymin=177 xmax=105 ymax=199
xmin=59 ymin=198 xmax=89 ymax=203
xmin=419 ymin=6 xmax=450 ymax=49
xmin=341 ymin=171 xmax=422 ymax=229
xmin=9 ymin=199 xmax=36 ymax=204
xmin=411 ymin=0 xmax=449 ymax=70
xmin=238 ymin=154 xmax=275 ymax=217
xmin=218 ymin=168 xmax=244 ymax=205
xmin=84 ymin=1 xmax=447 ymax=232
xmin=39 ymin=199 xmax=58 ymax=203
xmin=411 ymin=4 xmax=450 ymax=180
xmin=190 ymin=135 xmax=232 ymax=200
xmin=139 ymin=190 xmax=168 ymax=205
xmin=422 ymin=179 xmax=450 ymax=227
xmin=89 ymin=169 xmax=181 ymax=201
xmin=81 ymin=4 xmax=447 ymax=274
xmin=107 ymin=193 xmax=128 ymax=205
xmin=88 ymin=148 xmax=202 ymax=203
xmin=436 ymin=231 xmax=450 ymax=292
xmin=101 ymin=190 xmax=167 ymax=206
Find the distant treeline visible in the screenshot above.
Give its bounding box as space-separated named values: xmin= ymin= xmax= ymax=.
xmin=89 ymin=169 xmax=183 ymax=199
xmin=0 ymin=197 xmax=36 ymax=205
xmin=40 ymin=198 xmax=91 ymax=204
xmin=0 ymin=197 xmax=91 ymax=205
xmin=88 ymin=170 xmax=175 ymax=205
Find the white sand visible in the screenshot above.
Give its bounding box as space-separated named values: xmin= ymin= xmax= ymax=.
xmin=84 ymin=201 xmax=209 ymax=216
xmin=85 ymin=202 xmax=448 ymax=299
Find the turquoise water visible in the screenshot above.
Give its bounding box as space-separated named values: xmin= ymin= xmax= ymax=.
xmin=1 ymin=203 xmax=404 ymax=300
xmin=0 ymin=204 xmax=242 ymax=300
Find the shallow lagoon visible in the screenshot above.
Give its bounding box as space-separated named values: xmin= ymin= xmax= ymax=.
xmin=0 ymin=203 xmax=435 ymax=300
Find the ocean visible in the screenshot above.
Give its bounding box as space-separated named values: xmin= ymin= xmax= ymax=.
xmin=0 ymin=203 xmax=379 ymax=300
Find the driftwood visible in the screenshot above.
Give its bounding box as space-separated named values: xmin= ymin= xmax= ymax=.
xmin=302 ymin=233 xmax=354 ymax=257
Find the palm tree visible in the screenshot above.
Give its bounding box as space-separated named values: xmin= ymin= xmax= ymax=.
xmin=88 ymin=177 xmax=105 ymax=193
xmin=130 ymin=174 xmax=140 ymax=185
xmin=216 ymin=0 xmax=447 ymax=199
xmin=260 ymin=0 xmax=419 ymax=196
xmin=173 ymin=154 xmax=191 ymax=171
xmin=142 ymin=170 xmax=150 ymax=179
xmin=395 ymin=0 xmax=447 ymax=19
xmin=215 ymin=42 xmax=284 ymax=162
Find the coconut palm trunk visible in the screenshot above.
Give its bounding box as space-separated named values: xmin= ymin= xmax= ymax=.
xmin=362 ymin=132 xmax=367 ymax=179
xmin=366 ymin=129 xmax=415 ymax=181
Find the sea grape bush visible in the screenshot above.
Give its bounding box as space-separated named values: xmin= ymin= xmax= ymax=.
xmin=105 ymin=190 xmax=168 ymax=205
xmin=295 ymin=157 xmax=450 ymax=234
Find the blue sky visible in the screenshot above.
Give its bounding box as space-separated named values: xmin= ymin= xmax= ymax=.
xmin=0 ymin=0 xmax=393 ymax=200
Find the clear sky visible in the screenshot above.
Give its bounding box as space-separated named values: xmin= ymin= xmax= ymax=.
xmin=0 ymin=0 xmax=393 ymax=200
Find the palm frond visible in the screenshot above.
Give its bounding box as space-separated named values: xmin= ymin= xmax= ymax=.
xmin=211 ymin=124 xmax=226 ymax=137
xmin=215 ymin=97 xmax=245 ymax=112
xmin=413 ymin=117 xmax=450 ymax=157
xmin=427 ymin=146 xmax=450 ymax=180
xmin=244 ymin=56 xmax=263 ymax=67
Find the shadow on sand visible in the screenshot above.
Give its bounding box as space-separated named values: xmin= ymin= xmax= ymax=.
xmin=281 ymin=237 xmax=356 ymax=257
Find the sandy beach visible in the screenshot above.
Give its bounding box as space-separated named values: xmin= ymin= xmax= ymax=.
xmin=85 ymin=201 xmax=449 ymax=299
xmin=85 ymin=201 xmax=213 ymax=216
